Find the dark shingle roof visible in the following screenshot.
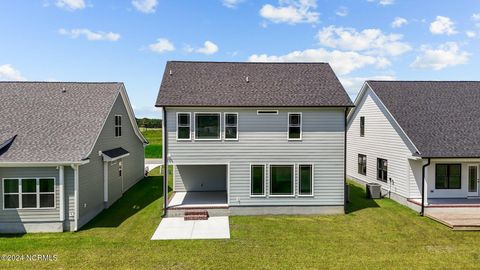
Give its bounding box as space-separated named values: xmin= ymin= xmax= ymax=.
xmin=368 ymin=81 xmax=480 ymax=158
xmin=102 ymin=147 xmax=129 ymax=159
xmin=0 ymin=82 xmax=123 ymax=162
xmin=156 ymin=61 xmax=353 ymax=107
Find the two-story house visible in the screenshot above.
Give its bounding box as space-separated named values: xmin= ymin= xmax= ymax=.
xmin=155 ymin=61 xmax=353 ymax=216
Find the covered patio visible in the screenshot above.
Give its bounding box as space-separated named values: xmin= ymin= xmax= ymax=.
xmin=168 ymin=191 xmax=228 ymax=209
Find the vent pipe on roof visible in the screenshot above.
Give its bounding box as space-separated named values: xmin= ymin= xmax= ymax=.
xmin=62 ymin=87 xmax=66 ymax=93
xmin=169 ymin=70 xmax=173 ymax=76
xmin=246 ymin=76 xmax=249 ymax=83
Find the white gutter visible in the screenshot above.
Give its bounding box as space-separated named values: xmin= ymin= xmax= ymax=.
xmin=71 ymin=164 xmax=80 ymax=232
xmin=0 ymin=160 xmax=89 ymax=167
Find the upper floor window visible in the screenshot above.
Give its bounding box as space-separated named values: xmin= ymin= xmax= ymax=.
xmin=288 ymin=113 xmax=302 ymax=140
xmin=225 ymin=113 xmax=238 ymax=140
xmin=195 ymin=113 xmax=220 ymax=140
xmin=358 ymin=154 xmax=367 ymax=176
xmin=377 ymin=158 xmax=388 ymax=182
xmin=3 ymin=178 xmax=55 ymax=209
xmin=436 ymin=164 xmax=461 ymax=189
xmin=115 ymin=115 xmax=122 ymax=137
xmin=177 ymin=113 xmax=191 ymax=140
xmin=360 ymin=116 xmax=365 ymax=137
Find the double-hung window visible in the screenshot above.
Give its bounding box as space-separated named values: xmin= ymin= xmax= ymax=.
xmin=377 ymin=158 xmax=388 ymax=182
xmin=115 ymin=115 xmax=122 ymax=137
xmin=288 ymin=113 xmax=302 ymax=140
xmin=436 ymin=164 xmax=461 ymax=189
xmin=358 ymin=154 xmax=367 ymax=176
xmin=299 ymin=165 xmax=313 ymax=196
xmin=224 ymin=113 xmax=238 ymax=140
xmin=270 ymin=165 xmax=294 ymax=196
xmin=195 ymin=113 xmax=221 ymax=140
xmin=177 ymin=113 xmax=191 ymax=140
xmin=3 ymin=178 xmax=55 ymax=209
xmin=250 ymin=165 xmax=265 ymax=196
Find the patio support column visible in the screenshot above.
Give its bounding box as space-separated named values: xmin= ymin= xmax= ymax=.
xmin=162 ymin=107 xmax=168 ymax=216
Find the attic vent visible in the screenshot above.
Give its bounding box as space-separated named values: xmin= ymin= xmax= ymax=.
xmin=257 ymin=110 xmax=278 ymax=115
xmin=245 ymin=76 xmax=249 ymax=83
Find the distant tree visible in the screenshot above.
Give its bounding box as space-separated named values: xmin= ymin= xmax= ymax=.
xmin=136 ymin=118 xmax=162 ymax=130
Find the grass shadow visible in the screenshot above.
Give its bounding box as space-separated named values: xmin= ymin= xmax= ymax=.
xmin=81 ymin=175 xmax=164 ymax=230
xmin=346 ymin=181 xmax=380 ymax=214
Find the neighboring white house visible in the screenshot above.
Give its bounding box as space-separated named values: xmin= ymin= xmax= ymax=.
xmin=0 ymin=82 xmax=147 ymax=233
xmin=347 ymin=81 xmax=480 ymax=213
xmin=155 ymin=61 xmax=354 ymax=216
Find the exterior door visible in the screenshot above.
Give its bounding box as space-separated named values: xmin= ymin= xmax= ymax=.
xmin=468 ymin=165 xmax=479 ymax=196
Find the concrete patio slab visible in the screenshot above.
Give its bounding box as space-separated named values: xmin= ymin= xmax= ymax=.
xmin=426 ymin=208 xmax=480 ymax=230
xmin=151 ymin=217 xmax=230 ymax=240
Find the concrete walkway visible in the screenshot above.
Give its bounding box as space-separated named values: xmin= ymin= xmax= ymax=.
xmin=145 ymin=158 xmax=162 ymax=171
xmin=151 ymin=217 xmax=230 ymax=240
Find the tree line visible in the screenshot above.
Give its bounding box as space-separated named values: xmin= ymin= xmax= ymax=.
xmin=136 ymin=118 xmax=162 ymax=129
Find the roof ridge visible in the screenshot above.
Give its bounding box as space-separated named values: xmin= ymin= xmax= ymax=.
xmin=368 ymin=80 xmax=480 ymax=83
xmin=168 ymin=61 xmax=329 ymax=65
xmin=0 ymin=81 xmax=124 ymax=84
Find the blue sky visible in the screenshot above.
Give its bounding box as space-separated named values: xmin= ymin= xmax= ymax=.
xmin=0 ymin=0 xmax=479 ymax=118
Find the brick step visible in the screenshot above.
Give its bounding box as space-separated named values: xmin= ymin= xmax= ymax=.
xmin=184 ymin=214 xmax=209 ymax=221
xmin=184 ymin=210 xmax=209 ymax=216
xmin=184 ymin=209 xmax=209 ymax=220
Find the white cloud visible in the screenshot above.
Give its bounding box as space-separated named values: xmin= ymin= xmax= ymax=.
xmin=466 ymin=31 xmax=477 ymax=38
xmin=317 ymin=25 xmax=411 ymax=56
xmin=340 ymin=75 xmax=396 ymax=97
xmin=473 ymin=13 xmax=480 ymax=21
xmin=259 ymin=0 xmax=319 ymax=25
xmin=0 ymin=64 xmax=25 ymax=81
xmin=55 ymin=0 xmax=86 ymax=10
xmin=195 ymin=41 xmax=219 ymax=55
xmin=336 ymin=6 xmax=348 ymax=17
xmin=391 ymin=17 xmax=408 ymax=28
xmin=149 ymin=38 xmax=175 ymax=53
xmin=430 ymin=16 xmax=457 ymax=35
xmin=248 ymin=48 xmax=389 ymax=75
xmin=368 ymin=0 xmax=394 ymax=6
xmin=222 ymin=0 xmax=244 ymax=8
xmin=132 ymin=0 xmax=158 ymax=13
xmin=411 ymin=42 xmax=469 ymax=70
xmin=59 ymin=28 xmax=120 ymax=41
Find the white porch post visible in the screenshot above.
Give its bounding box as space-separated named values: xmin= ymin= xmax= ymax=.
xmin=71 ymin=164 xmax=79 ymax=232
xmin=59 ymin=166 xmax=65 ymax=223
xmin=424 ymin=164 xmax=429 ymax=206
xmin=103 ymin=161 xmax=108 ymax=208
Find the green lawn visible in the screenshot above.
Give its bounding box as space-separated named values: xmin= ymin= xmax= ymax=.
xmin=141 ymin=129 xmax=162 ymax=159
xmin=2 ymin=176 xmax=480 ymax=269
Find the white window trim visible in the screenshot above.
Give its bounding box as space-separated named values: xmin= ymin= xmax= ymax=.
xmin=269 ymin=164 xmax=295 ymax=197
xmin=257 ymin=110 xmax=279 ymax=115
xmin=249 ymin=164 xmax=267 ymax=197
xmin=224 ymin=112 xmax=239 ymax=141
xmin=2 ymin=177 xmax=56 ymax=210
xmin=176 ymin=112 xmax=192 ymax=141
xmin=194 ymin=112 xmax=222 ymax=141
xmin=297 ymin=163 xmax=314 ymax=197
xmin=114 ymin=115 xmax=122 ymax=138
xmin=287 ymin=112 xmax=302 ymax=141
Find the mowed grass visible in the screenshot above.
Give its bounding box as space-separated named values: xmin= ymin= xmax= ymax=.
xmin=141 ymin=129 xmax=162 ymax=158
xmin=2 ymin=177 xmax=480 ymax=269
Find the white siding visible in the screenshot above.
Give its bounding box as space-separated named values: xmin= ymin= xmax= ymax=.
xmin=347 ymin=88 xmax=414 ymax=198
xmin=166 ymin=107 xmax=346 ymax=206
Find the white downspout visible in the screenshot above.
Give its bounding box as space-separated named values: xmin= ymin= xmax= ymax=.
xmin=71 ymin=164 xmax=79 ymax=231
xmin=103 ymin=161 xmax=108 ymax=208
xmin=59 ymin=166 xmax=65 ymax=225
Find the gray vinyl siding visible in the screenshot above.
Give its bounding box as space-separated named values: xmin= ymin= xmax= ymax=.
xmin=347 ymin=87 xmax=414 ymax=198
xmin=0 ymin=167 xmax=60 ymax=222
xmin=78 ymin=93 xmax=145 ymax=228
xmin=166 ymin=107 xmax=345 ymax=206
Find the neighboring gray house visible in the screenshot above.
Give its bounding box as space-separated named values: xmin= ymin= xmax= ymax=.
xmin=0 ymin=82 xmax=147 ymax=233
xmin=347 ymin=81 xmax=480 ymax=214
xmin=156 ymin=61 xmax=353 ymax=216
